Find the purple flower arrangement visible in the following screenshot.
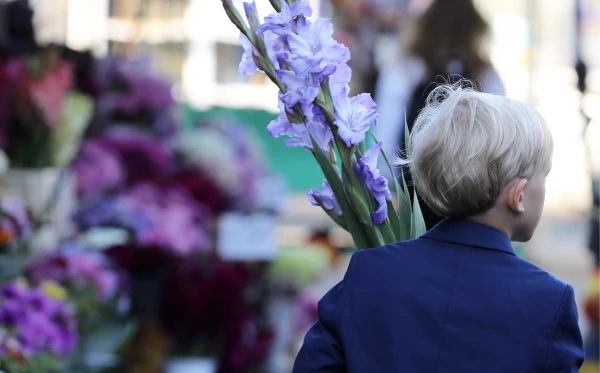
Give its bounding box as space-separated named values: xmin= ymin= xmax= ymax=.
xmin=72 ymin=127 xmax=213 ymax=257
xmin=27 ymin=243 xmax=117 ymax=301
xmin=91 ymin=55 xmax=178 ymax=137
xmin=0 ymin=281 xmax=77 ymax=367
xmin=221 ymin=0 xmax=425 ymax=249
xmin=73 ymin=115 xmax=271 ymax=257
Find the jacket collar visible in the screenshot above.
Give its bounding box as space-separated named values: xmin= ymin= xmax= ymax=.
xmin=422 ymin=219 xmax=516 ymax=256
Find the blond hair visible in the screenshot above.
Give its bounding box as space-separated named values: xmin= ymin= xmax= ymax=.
xmin=399 ymin=83 xmax=553 ymax=218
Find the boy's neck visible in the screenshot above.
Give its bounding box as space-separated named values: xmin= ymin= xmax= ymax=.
xmin=464 ymin=213 xmax=513 ymax=241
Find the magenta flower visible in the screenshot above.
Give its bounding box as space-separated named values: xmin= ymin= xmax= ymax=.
xmin=307 ymin=180 xmax=342 ymax=216
xmin=356 ymin=142 xmax=391 ymax=224
xmin=286 ymin=18 xmax=350 ymax=78
xmin=334 ymin=89 xmax=378 ymax=146
xmin=257 ymin=0 xmax=312 ymax=36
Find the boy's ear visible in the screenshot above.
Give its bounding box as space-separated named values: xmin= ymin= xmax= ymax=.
xmin=506 ymin=178 xmax=528 ymax=213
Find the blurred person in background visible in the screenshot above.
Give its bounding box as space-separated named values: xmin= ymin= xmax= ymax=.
xmin=324 ymin=0 xmax=421 ymax=95
xmin=375 ymin=0 xmax=505 ymax=230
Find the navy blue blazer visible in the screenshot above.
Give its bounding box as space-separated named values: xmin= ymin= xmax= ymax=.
xmin=293 ymin=220 xmax=584 ymax=373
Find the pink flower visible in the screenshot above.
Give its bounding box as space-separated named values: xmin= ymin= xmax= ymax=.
xmin=28 ymin=61 xmax=73 ymax=129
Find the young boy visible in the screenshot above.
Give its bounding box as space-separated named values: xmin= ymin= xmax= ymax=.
xmin=293 ymin=85 xmax=585 ymax=372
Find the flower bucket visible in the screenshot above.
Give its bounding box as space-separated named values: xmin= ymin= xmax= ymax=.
xmin=1 ymin=167 xmax=75 ymax=250
xmin=164 ymin=357 xmax=217 ymax=373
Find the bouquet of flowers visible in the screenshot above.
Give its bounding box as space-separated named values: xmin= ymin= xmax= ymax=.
xmin=0 ymin=47 xmax=93 ymax=168
xmin=0 ymin=281 xmax=77 ymax=373
xmin=27 ymin=242 xmax=119 ymax=337
xmin=221 ymin=0 xmax=424 ymax=249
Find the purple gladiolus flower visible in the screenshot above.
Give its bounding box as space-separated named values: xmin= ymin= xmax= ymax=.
xmin=287 ymin=18 xmax=350 ymax=78
xmin=284 ymin=121 xmax=333 ymax=155
xmin=307 ymin=180 xmax=342 ymax=216
xmin=277 ymin=69 xmax=320 ymax=111
xmin=334 ymin=89 xmax=378 ymax=146
xmin=356 ymin=142 xmax=392 ymax=224
xmin=257 ymin=0 xmax=312 ymax=36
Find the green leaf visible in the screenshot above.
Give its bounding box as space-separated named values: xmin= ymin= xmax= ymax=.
xmin=410 ymin=190 xmax=427 ymax=238
xmin=396 ymin=180 xmax=412 ymax=241
xmin=404 ymin=114 xmax=412 ymax=160
xmin=377 ymin=216 xmax=397 ymax=244
xmin=368 ymin=130 xmax=409 ymax=240
xmin=358 ymin=141 xmax=366 ymax=156
xmin=384 ymin=200 xmax=401 ymax=241
xmin=310 ymin=135 xmax=372 ymax=249
xmin=269 ymin=0 xmax=282 ymax=12
xmin=222 ymin=1 xmax=252 ymax=38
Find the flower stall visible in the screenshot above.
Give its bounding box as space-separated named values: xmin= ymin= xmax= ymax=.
xmin=0 ymin=46 xmax=94 ymax=250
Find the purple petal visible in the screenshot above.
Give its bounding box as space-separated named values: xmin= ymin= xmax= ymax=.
xmin=290 ymin=0 xmax=313 ymax=18
xmin=333 ymin=89 xmax=379 ymax=146
xmin=307 ymin=180 xmax=342 ymax=216
xmin=315 ymin=65 xmax=337 ymax=85
xmin=329 ymin=63 xmax=352 ymax=96
xmin=257 ymin=0 xmax=312 ymax=36
xmin=288 ymin=56 xmax=321 ymax=78
xmin=307 ymin=121 xmax=333 ymax=152
xmin=277 ymin=69 xmax=320 ymax=110
xmin=356 ymin=142 xmax=392 ymax=224
xmin=354 ymin=93 xmax=376 ymax=111
xmin=336 ymin=126 xmax=367 ymax=146
xmin=267 ymin=112 xmax=292 ymax=138
xmin=361 ymin=142 xmax=382 ymax=171
xmin=239 ymin=34 xmax=258 ymax=75
xmin=371 ymin=203 xmax=388 ymax=225
xmin=243 ymin=1 xmax=258 ymax=21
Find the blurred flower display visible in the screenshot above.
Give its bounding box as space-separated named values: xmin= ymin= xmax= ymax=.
xmin=26 ymin=242 xmax=120 ymax=342
xmin=89 ymin=55 xmax=178 ymax=139
xmin=0 ymin=47 xmax=93 ymax=168
xmin=0 ymin=281 xmax=77 ymax=372
xmin=175 ymin=119 xmax=267 ymax=211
